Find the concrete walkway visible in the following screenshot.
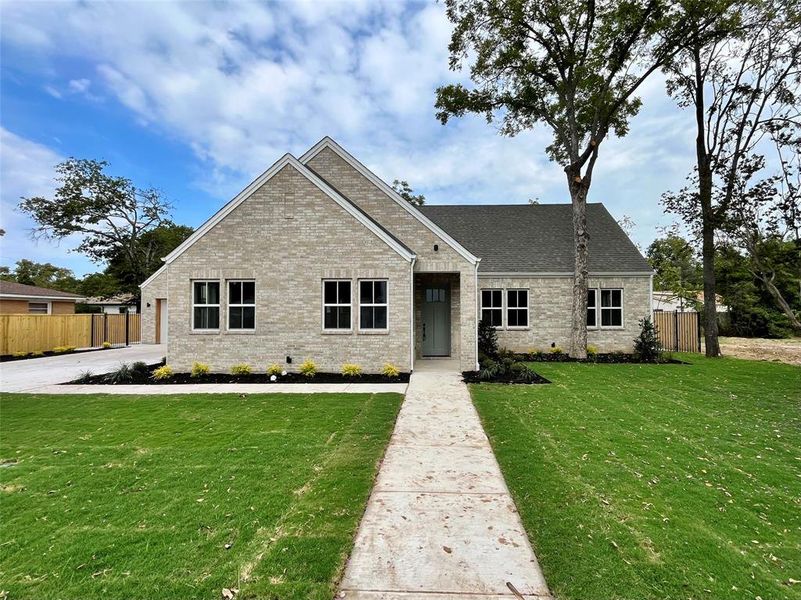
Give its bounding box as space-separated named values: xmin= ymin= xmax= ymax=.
xmin=0 ymin=344 xmax=166 ymax=392
xmin=339 ymin=360 xmax=551 ymax=599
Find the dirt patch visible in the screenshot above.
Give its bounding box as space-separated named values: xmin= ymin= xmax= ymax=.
xmin=718 ymin=337 xmax=801 ymax=366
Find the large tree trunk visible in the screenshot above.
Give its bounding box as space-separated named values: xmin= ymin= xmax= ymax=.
xmin=569 ymin=174 xmax=589 ymax=359
xmin=693 ymin=43 xmax=721 ymax=357
xmin=755 ymin=271 xmax=801 ymax=331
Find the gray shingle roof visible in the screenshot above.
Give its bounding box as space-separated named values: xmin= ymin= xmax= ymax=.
xmin=419 ymin=203 xmax=652 ymax=273
xmin=0 ymin=280 xmax=83 ymax=299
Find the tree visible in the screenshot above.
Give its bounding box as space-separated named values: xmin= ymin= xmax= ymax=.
xmin=661 ymin=0 xmax=800 ymax=355
xmin=391 ymin=179 xmax=425 ymax=206
xmin=646 ymin=234 xmax=703 ymax=304
xmin=435 ymin=0 xmax=723 ymax=358
xmin=0 ymin=259 xmax=80 ymax=292
xmin=19 ymin=158 xmax=173 ymax=291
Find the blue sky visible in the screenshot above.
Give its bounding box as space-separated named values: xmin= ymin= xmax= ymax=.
xmin=1 ymin=0 xmax=697 ymax=276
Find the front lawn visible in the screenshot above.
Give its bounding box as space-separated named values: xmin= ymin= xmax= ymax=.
xmin=471 ymin=356 xmax=801 ymax=600
xmin=0 ymin=392 xmax=403 ymax=599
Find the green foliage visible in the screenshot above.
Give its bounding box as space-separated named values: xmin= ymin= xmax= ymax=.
xmin=633 ymin=317 xmax=662 ymax=362
xmin=549 ymin=346 xmax=563 ymax=355
xmin=586 ymin=345 xmax=598 ymax=357
xmin=30 ymin=351 xmax=44 ymax=357
xmin=0 ymin=259 xmax=79 ymax=292
xmin=102 ymin=341 xmax=112 ymax=349
xmin=75 ymin=370 xmax=94 ymax=384
xmin=391 ymin=179 xmax=425 ymax=206
xmin=646 ymin=235 xmax=703 ymax=302
xmin=12 ymin=351 xmax=29 ymax=358
xmin=151 ymin=365 xmax=173 ymax=380
xmin=266 ymin=363 xmax=283 ymax=377
xmin=299 ymin=359 xmax=317 ymax=378
xmin=477 ymin=318 xmax=499 ymax=358
xmin=105 ymin=363 xmax=135 ymax=384
xmin=52 ymin=346 xmax=76 ymax=354
xmin=230 ymin=364 xmax=252 ymax=376
xmin=381 ymin=363 xmax=401 ymax=378
xmin=341 ymin=363 xmax=362 ymax=377
xmin=190 ymin=362 xmax=210 ymax=377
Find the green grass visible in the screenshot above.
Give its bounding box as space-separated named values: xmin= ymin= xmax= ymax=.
xmin=471 ymin=356 xmax=801 ymax=600
xmin=0 ymin=392 xmax=402 ymax=599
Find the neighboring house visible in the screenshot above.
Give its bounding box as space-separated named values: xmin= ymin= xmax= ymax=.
xmin=80 ymin=293 xmax=138 ymax=314
xmin=140 ymin=137 xmax=653 ymax=373
xmin=0 ymin=281 xmax=82 ymax=314
xmin=652 ymin=290 xmax=729 ymax=313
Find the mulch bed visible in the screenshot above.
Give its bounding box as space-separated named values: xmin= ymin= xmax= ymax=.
xmin=462 ymin=370 xmax=550 ymax=385
xmin=0 ymin=346 xmax=114 ymax=363
xmin=69 ymin=365 xmax=410 ymax=385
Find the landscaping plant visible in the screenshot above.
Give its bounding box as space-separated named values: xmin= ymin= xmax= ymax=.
xmin=230 ymin=364 xmax=252 ymax=376
xmin=299 ymin=359 xmax=317 ymax=378
xmin=633 ymin=317 xmax=662 ymax=363
xmin=266 ymin=363 xmax=283 ymax=377
xmin=381 ymin=363 xmax=401 ymax=378
xmin=151 ymin=365 xmax=173 ymax=380
xmin=341 ymin=363 xmax=362 ymax=377
xmin=190 ymin=361 xmax=210 ymax=377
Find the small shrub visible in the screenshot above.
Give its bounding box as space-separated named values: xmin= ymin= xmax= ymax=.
xmin=510 ymin=362 xmax=539 ymax=383
xmin=381 ymin=363 xmax=400 ymax=378
xmin=230 ymin=363 xmax=252 ymax=375
xmin=341 ymin=363 xmax=362 ymax=377
xmin=131 ymin=361 xmax=149 ymax=378
xmin=299 ymin=359 xmax=317 ymax=378
xmin=634 ymin=317 xmax=662 ymax=362
xmin=586 ymin=344 xmax=598 ymax=356
xmin=478 ymin=319 xmax=499 ymax=358
xmin=549 ymin=346 xmax=563 ymax=354
xmin=478 ymin=358 xmax=500 ymax=381
xmin=30 ymin=350 xmax=44 ymax=357
xmin=12 ymin=351 xmax=29 ymax=358
xmin=266 ymin=363 xmax=283 ymax=377
xmin=191 ymin=361 xmax=210 ymax=377
xmin=75 ymin=370 xmax=94 ymax=383
xmin=105 ymin=363 xmax=134 ymax=384
xmin=102 ymin=341 xmax=112 ymax=349
xmin=53 ymin=345 xmax=76 ymax=354
xmin=151 ymin=365 xmax=174 ymax=380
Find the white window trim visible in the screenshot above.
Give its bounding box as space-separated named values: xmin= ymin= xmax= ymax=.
xmin=322 ymin=279 xmax=353 ymax=333
xmin=358 ymin=279 xmax=389 ymax=333
xmin=191 ymin=280 xmax=221 ymax=332
xmin=480 ymin=288 xmax=504 ymax=329
xmin=28 ymin=301 xmax=51 ymax=315
xmin=587 ymin=288 xmax=599 ymax=330
xmin=506 ymin=289 xmax=530 ymax=330
xmin=599 ymin=288 xmax=624 ymax=329
xmin=226 ymin=280 xmax=256 ymax=332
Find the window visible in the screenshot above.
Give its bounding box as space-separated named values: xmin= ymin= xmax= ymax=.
xmin=323 ymin=280 xmax=351 ymax=330
xmin=192 ymin=281 xmax=220 ymax=330
xmin=600 ymin=289 xmax=623 ymax=327
xmin=481 ymin=289 xmax=503 ymax=327
xmin=28 ymin=302 xmax=49 ymax=314
xmin=426 ymin=288 xmax=447 ymax=302
xmin=587 ymin=289 xmax=597 ymax=327
xmin=359 ymin=280 xmax=388 ymax=330
xmin=507 ymin=289 xmax=529 ymax=328
xmin=228 ymin=281 xmax=255 ymax=330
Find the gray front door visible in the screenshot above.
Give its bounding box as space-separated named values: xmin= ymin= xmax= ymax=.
xmin=422 ymin=285 xmax=450 ymax=356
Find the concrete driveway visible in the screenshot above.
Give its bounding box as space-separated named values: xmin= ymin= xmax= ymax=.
xmin=0 ymin=345 xmax=166 ymax=393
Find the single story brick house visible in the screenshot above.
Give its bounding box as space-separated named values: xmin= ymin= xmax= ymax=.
xmin=0 ymin=281 xmax=82 ymax=314
xmin=140 ymin=137 xmax=653 ymax=373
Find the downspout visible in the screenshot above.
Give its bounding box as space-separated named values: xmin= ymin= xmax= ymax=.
xmin=410 ymin=256 xmax=416 ymax=372
xmin=474 ymin=259 xmax=481 ymax=370
xmin=649 ymin=272 xmax=654 ymax=321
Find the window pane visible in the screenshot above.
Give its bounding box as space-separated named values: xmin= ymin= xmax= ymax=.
xmin=603 ymin=308 xmax=622 ymax=327
xmin=601 ymin=289 xmax=613 ymax=307
xmin=426 ymin=289 xmax=433 ymax=302
xmin=481 ymin=309 xmax=492 ymax=324
xmin=374 ymin=281 xmax=387 ymax=304
xmin=508 ymin=309 xmax=518 ymax=327
xmin=324 ymin=281 xmax=337 ymax=304
xmin=194 ymin=306 xmax=204 ymax=328
xmin=242 ymin=282 xmax=255 ymax=305
xmin=338 ymin=306 xmax=351 ymax=328
xmin=587 ymin=308 xmax=596 ymax=327
xmin=492 ymin=308 xmax=502 ymax=327
xmin=208 ymin=282 xmax=220 ymax=305
xmin=611 ymin=289 xmax=622 ymax=307
xmin=229 ymin=306 xmax=242 ymax=329
xmin=481 ymin=290 xmax=491 ymax=307
xmin=492 ymin=290 xmax=501 ymax=306
xmin=509 ymin=309 xmax=527 ymax=327
xmin=208 ymin=306 xmax=219 ymax=329
xmin=229 ymin=281 xmax=241 ymax=305
xmin=324 ymin=306 xmax=337 ymax=329
xmin=28 ymin=302 xmax=48 ymax=314
xmin=374 ymin=306 xmax=387 ymax=329
xmin=518 ymin=290 xmax=528 ymax=306
xmin=360 ymin=281 xmax=373 ymax=304
xmin=242 ymin=306 xmax=255 ymax=329
xmin=360 ymin=306 xmax=374 ymax=329
xmin=194 ymin=282 xmax=206 ymax=304
xmin=338 ymin=281 xmax=351 ymax=304
xmin=588 ymin=289 xmax=596 ymax=308
xmin=507 ymin=290 xmax=517 ymax=308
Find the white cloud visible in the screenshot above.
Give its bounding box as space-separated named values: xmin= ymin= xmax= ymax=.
xmin=0 ymin=128 xmax=95 ymax=274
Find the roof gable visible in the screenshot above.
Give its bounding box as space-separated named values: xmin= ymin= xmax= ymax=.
xmin=158 ymin=153 xmax=415 ymax=271
xmin=299 ymin=137 xmax=479 ymax=265
xmin=0 ymin=281 xmax=82 ymax=299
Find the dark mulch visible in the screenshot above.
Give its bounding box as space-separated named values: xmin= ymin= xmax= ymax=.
xmin=462 ymin=370 xmax=550 ymax=385
xmin=0 ymin=346 xmax=114 ymax=363
xmin=69 ymin=365 xmax=410 ymax=385
xmin=516 ymin=352 xmax=686 ymax=364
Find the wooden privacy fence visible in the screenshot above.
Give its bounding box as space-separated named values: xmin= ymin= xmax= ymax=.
xmin=654 ymin=310 xmax=701 ymax=353
xmin=0 ymin=313 xmax=141 ymax=355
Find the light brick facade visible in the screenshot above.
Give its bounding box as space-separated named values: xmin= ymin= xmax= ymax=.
xmin=478 ymin=275 xmax=652 ymax=353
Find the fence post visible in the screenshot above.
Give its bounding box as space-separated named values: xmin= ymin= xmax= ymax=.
xmin=104 ymin=312 xmax=108 ymax=346
xmin=674 ymin=310 xmax=679 ymax=352
xmin=90 ymin=314 xmax=95 ymax=347
xmin=125 ymin=311 xmax=130 ymax=347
